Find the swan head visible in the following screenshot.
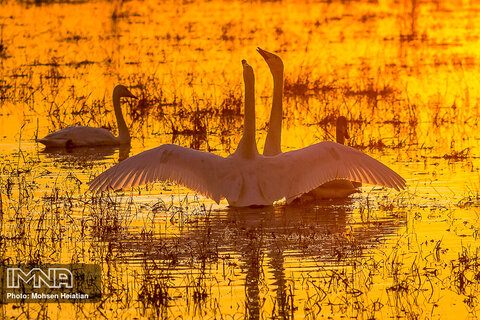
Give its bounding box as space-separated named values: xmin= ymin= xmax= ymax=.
xmin=336 ymin=116 xmax=350 ymax=145
xmin=257 ymin=47 xmax=284 ymax=74
xmin=113 ymin=85 xmax=137 ymax=99
xmin=242 ymin=59 xmax=254 ymax=82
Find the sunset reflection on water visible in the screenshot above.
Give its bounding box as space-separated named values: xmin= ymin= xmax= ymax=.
xmin=1 ymin=0 xmax=480 ymax=318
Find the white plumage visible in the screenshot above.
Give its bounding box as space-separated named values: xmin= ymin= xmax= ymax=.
xmin=36 ymin=85 xmax=136 ymax=148
xmin=89 ymin=141 xmax=405 ymax=206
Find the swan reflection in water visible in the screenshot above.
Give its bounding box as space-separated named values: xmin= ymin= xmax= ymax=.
xmin=221 ymin=199 xmax=403 ymax=318
xmin=90 ymin=197 xmax=404 ymax=318
xmin=40 ymin=144 xmax=131 ymax=164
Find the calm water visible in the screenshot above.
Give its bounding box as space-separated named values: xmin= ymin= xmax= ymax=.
xmin=1 ymin=0 xmax=480 ymax=318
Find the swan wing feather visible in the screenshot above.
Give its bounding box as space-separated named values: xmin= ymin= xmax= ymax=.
xmin=261 ymin=141 xmax=405 ymax=202
xmin=89 ymin=144 xmax=225 ymax=203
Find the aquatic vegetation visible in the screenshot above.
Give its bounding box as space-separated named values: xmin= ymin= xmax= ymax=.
xmin=36 ymin=85 xmax=137 ymax=148
xmin=1 ymin=0 xmax=480 ymax=318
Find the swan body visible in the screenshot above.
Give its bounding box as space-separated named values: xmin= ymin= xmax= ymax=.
xmin=36 ymin=126 xmax=121 ymax=148
xmin=307 ymin=180 xmax=358 ymax=199
xmin=90 ymin=60 xmax=405 ymax=207
xmin=36 ymin=85 xmax=136 ymax=148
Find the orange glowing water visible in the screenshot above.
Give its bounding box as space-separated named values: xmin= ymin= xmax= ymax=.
xmin=1 ymin=0 xmax=480 ymax=319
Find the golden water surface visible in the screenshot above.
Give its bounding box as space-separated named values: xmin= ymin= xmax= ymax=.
xmin=1 ymin=0 xmax=480 ymax=318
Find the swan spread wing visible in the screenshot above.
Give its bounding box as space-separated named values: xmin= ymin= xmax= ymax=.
xmin=89 ymin=144 xmax=225 ymax=203
xmin=89 ymin=141 xmax=405 ymax=206
xmin=260 ymin=141 xmax=406 ymax=202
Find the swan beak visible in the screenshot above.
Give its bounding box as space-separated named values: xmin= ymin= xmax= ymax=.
xmin=257 ymin=47 xmax=272 ymax=60
xmin=127 ymin=91 xmax=138 ymax=99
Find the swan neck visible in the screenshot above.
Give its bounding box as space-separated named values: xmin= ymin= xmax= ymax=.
xmin=235 ymin=71 xmax=258 ymax=158
xmin=336 ymin=126 xmax=345 ymax=145
xmin=113 ymin=92 xmax=130 ymax=143
xmin=263 ymin=69 xmax=283 ymax=156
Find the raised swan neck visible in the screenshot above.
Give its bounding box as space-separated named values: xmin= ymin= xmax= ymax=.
xmin=263 ymin=68 xmax=283 ymax=156
xmin=234 ymin=62 xmax=258 ymax=159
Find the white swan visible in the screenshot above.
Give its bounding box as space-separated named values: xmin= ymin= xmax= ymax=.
xmin=89 ymin=60 xmax=405 ymax=207
xmin=36 ymin=85 xmax=137 ymax=148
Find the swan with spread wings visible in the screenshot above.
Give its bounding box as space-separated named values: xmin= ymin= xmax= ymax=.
xmin=89 ymin=60 xmax=405 ymax=206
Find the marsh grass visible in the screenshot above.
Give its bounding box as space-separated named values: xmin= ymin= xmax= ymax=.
xmin=0 ymin=23 xmax=8 ymax=56
xmin=1 ymin=151 xmax=480 ymax=318
xmin=284 ymin=75 xmax=337 ymax=97
xmin=2 ymin=0 xmax=480 ymax=318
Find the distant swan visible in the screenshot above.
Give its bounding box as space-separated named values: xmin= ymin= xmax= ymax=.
xmin=305 ymin=116 xmax=362 ymax=199
xmin=89 ymin=60 xmax=405 ymax=207
xmin=36 ymin=85 xmax=137 ymax=148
